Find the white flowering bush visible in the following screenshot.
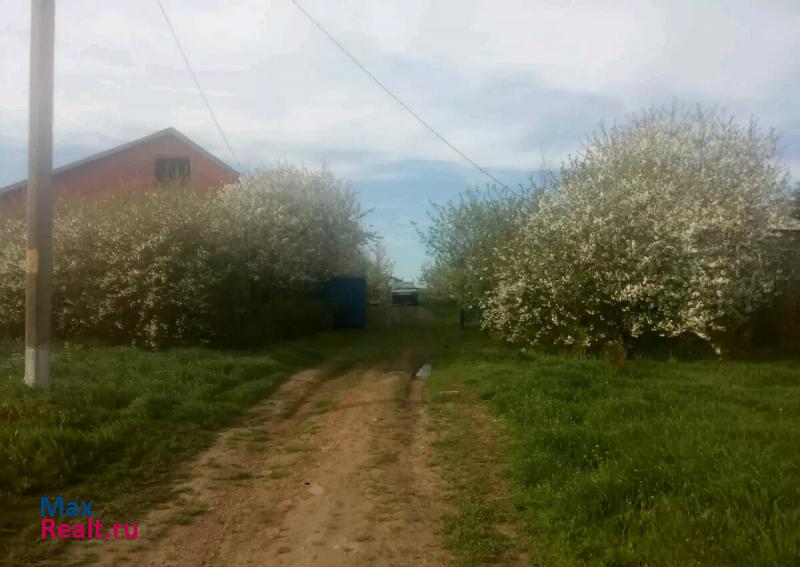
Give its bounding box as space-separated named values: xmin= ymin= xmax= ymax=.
xmin=0 ymin=166 xmax=370 ymax=346
xmin=0 ymin=216 xmax=25 ymax=337
xmin=419 ymin=184 xmax=538 ymax=307
xmin=215 ymin=166 xmax=368 ymax=286
xmin=481 ymin=106 xmax=792 ymax=352
xmin=364 ymin=240 xmax=394 ymax=302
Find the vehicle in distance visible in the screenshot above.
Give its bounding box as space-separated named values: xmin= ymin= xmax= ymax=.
xmin=390 ymin=280 xmax=419 ymax=306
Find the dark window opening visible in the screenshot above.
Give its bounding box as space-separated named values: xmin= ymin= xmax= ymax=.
xmin=155 ymin=157 xmax=191 ymax=184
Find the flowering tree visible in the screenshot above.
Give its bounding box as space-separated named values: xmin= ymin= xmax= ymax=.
xmin=482 ymin=105 xmax=792 ymax=352
xmin=216 ymin=166 xmax=370 ymax=286
xmin=0 ymin=165 xmax=371 ymax=346
xmin=364 ymin=239 xmax=395 ymax=302
xmin=419 ymin=184 xmax=538 ymax=307
xmin=791 ymin=184 xmax=800 ymax=220
xmin=0 ymin=216 xmax=25 ymax=338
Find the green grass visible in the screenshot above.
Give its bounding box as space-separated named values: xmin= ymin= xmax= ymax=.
xmin=0 ymin=305 xmax=461 ymax=564
xmin=445 ymin=491 xmax=511 ymax=565
xmin=432 ymin=401 xmax=514 ymax=566
xmin=0 ymin=338 xmax=327 ymax=565
xmin=4 ymin=302 xmax=797 ymax=566
xmin=431 ymin=347 xmax=800 ymax=566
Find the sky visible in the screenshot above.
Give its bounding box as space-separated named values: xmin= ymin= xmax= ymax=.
xmin=1 ymin=0 xmax=799 ymax=280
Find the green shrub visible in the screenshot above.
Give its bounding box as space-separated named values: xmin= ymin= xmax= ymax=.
xmin=483 ymin=105 xmax=793 ymax=353
xmin=0 ymin=166 xmax=369 ymax=346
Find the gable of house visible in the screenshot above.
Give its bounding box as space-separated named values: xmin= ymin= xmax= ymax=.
xmin=0 ymin=127 xmax=238 ymax=209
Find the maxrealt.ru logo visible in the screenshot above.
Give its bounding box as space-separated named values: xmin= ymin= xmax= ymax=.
xmin=40 ymin=497 xmax=138 ymax=540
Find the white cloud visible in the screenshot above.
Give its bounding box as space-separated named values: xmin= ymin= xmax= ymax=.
xmin=0 ymin=0 xmax=798 ymax=178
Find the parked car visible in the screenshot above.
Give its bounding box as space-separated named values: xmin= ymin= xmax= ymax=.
xmin=390 ymin=280 xmax=419 ymax=306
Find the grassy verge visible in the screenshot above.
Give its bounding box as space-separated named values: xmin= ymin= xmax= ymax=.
xmin=0 ymin=338 xmax=329 ymax=565
xmin=431 ymin=342 xmax=800 ymax=566
xmin=6 ymin=303 xmax=798 ymax=566
xmin=0 ymin=303 xmax=461 ymax=565
xmin=430 ymin=393 xmax=516 ymax=566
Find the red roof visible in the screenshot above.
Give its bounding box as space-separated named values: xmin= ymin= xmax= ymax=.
xmin=0 ymin=127 xmax=238 ymax=197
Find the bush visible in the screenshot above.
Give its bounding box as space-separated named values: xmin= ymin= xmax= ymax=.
xmin=364 ymin=240 xmax=394 ymax=303
xmin=0 ymin=166 xmax=370 ymax=347
xmin=0 ymin=217 xmax=25 ymax=338
xmin=482 ymin=105 xmax=793 ymax=353
xmin=419 ymin=184 xmax=538 ymax=307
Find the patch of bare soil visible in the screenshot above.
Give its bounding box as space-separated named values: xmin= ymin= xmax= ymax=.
xmin=68 ymin=365 xmax=450 ymax=567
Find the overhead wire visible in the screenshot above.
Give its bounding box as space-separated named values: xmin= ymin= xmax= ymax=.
xmin=287 ymin=0 xmax=514 ymax=192
xmin=157 ymin=0 xmax=516 ymax=192
xmin=155 ymin=0 xmax=243 ymax=171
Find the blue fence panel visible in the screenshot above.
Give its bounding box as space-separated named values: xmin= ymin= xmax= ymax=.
xmin=323 ymin=277 xmax=367 ymax=329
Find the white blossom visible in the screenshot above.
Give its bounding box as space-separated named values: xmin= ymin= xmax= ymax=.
xmin=0 ymin=165 xmax=371 ymax=347
xmin=481 ymin=105 xmax=792 ymax=352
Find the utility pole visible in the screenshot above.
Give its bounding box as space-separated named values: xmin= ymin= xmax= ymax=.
xmin=24 ymin=0 xmax=56 ymax=389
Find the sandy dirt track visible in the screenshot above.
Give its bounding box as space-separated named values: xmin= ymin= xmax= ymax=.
xmin=70 ymin=363 xmax=450 ymax=566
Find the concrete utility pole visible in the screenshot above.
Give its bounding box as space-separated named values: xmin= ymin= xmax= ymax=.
xmin=24 ymin=0 xmax=56 ymax=388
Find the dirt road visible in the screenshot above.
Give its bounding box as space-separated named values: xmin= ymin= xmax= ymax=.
xmin=73 ymin=362 xmax=450 ymax=566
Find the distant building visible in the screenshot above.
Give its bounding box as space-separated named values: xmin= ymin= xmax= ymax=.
xmin=0 ymin=127 xmax=238 ymax=209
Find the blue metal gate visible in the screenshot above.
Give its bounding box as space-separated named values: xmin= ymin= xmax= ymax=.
xmin=323 ymin=277 xmax=367 ymax=329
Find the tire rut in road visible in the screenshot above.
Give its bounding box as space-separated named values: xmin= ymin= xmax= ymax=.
xmin=71 ymin=365 xmax=450 ymax=567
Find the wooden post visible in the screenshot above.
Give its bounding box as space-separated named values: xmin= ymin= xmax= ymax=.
xmin=25 ymin=0 xmax=56 ymax=388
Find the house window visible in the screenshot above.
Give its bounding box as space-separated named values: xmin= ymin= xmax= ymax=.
xmin=155 ymin=157 xmax=191 ymax=184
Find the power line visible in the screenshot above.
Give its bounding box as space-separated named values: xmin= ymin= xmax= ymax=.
xmin=287 ymin=0 xmax=511 ymax=191
xmin=155 ymin=0 xmax=242 ymax=171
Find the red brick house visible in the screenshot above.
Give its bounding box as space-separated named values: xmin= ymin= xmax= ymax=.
xmin=0 ymin=127 xmax=238 ymax=209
